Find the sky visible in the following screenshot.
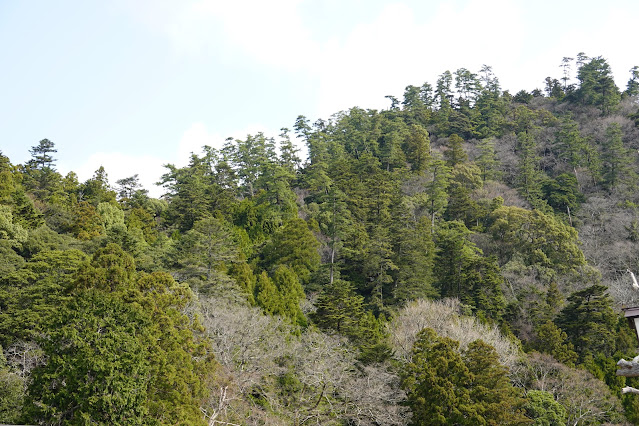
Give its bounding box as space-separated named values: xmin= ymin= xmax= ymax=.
xmin=1 ymin=0 xmax=637 ymax=197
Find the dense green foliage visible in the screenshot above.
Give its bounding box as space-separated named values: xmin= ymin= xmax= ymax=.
xmin=401 ymin=328 xmax=528 ymax=425
xmin=2 ymin=54 xmax=639 ymax=424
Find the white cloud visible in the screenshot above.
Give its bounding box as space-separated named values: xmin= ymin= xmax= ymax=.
xmin=123 ymin=0 xmax=319 ymax=69
xmin=538 ymin=6 xmax=638 ymax=90
xmin=61 ymin=121 xmax=282 ymax=200
xmin=175 ymin=122 xmax=223 ymax=165
xmin=121 ymin=0 xmax=527 ymax=116
xmin=67 ymin=152 xmax=168 ymax=198
xmin=183 ymin=0 xmax=318 ymax=69
xmin=312 ymin=0 xmax=525 ymax=116
xmin=121 ymin=0 xmax=637 ymax=121
xmin=175 ymin=121 xmax=282 ymax=166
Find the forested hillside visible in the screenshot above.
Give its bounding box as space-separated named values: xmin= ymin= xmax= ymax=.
xmin=3 ymin=54 xmax=639 ymax=425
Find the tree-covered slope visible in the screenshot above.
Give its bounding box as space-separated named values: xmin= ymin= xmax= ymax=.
xmin=2 ymin=53 xmax=639 ymax=424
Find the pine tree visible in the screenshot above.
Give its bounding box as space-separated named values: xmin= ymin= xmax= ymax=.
xmin=255 ymin=271 xmax=282 ymax=315
xmin=311 ymin=279 xmax=365 ymax=336
xmin=574 ymin=56 xmax=621 ymax=115
xmin=601 ymin=122 xmax=636 ymax=191
xmin=400 ymin=328 xmax=479 ymax=426
xmin=463 ymin=339 xmax=529 ymax=425
xmin=272 ymin=265 xmax=306 ymax=325
xmin=555 ymin=284 xmax=618 ymax=360
xmin=516 ymin=131 xmax=545 ymax=207
xmin=444 ymin=134 xmax=468 ymax=167
xmin=23 ymin=291 xmax=152 ymax=425
xmin=476 ymin=138 xmax=501 ymax=181
xmin=27 ymin=139 xmax=57 ymax=170
xmin=23 ymin=139 xmax=62 ymax=201
xmin=260 ymin=218 xmax=320 ymax=287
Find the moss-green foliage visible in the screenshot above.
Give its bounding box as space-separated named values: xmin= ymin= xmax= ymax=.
xmin=532 ymin=321 xmax=578 ymax=367
xmin=401 ymin=328 xmax=477 ymax=425
xmin=463 ymin=340 xmax=529 ymax=425
xmin=555 ymin=284 xmax=618 ymax=360
xmin=401 ymin=328 xmax=528 ymax=425
xmin=0 ymin=249 xmax=88 ymax=346
xmin=434 ymin=221 xmax=506 ymax=321
xmin=23 ymin=291 xmax=152 ymax=425
xmin=488 ymin=206 xmax=585 ymax=272
xmin=260 ymin=217 xmax=320 ymax=287
xmin=524 ymin=390 xmax=567 ymax=426
xmin=15 ymin=244 xmax=213 ymax=425
xmin=0 ymin=346 xmax=24 ymax=423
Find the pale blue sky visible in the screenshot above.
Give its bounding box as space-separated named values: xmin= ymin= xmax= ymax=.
xmin=1 ymin=0 xmax=637 ymax=196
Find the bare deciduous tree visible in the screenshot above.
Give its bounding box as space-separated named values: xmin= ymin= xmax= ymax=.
xmin=521 ymin=353 xmax=624 ymax=425
xmin=389 ymin=298 xmax=520 ymax=367
xmin=198 ymin=297 xmax=408 ymax=425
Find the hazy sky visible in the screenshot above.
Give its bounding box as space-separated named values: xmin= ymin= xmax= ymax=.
xmin=1 ymin=0 xmax=637 ymax=196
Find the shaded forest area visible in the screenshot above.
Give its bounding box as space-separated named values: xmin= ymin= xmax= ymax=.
xmin=3 ymin=54 xmax=639 ymax=424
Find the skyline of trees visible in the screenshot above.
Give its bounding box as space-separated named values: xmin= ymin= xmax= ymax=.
xmin=2 ymin=53 xmax=639 ymax=424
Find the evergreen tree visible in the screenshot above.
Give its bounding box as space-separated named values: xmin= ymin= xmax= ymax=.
xmin=176 ymin=216 xmax=238 ymax=283
xmin=260 ymin=217 xmax=320 ymax=286
xmin=434 ymin=221 xmax=506 ymax=320
xmin=160 ymin=151 xmax=235 ymax=232
xmin=115 ymin=174 xmax=148 ymax=207
xmin=393 ymin=214 xmax=437 ymax=303
xmin=278 ymin=127 xmax=301 ymax=173
xmin=434 ymin=221 xmax=477 ymax=295
xmin=626 ymin=66 xmax=639 ymax=97
xmin=255 ymin=271 xmax=282 ymax=315
xmin=311 ymin=279 xmax=366 ymax=337
xmin=475 ymin=65 xmax=505 ymax=138
xmin=23 ymin=291 xmax=152 ymax=425
xmin=444 ymin=134 xmax=468 ymax=167
xmin=554 ymin=116 xmax=588 ymax=180
xmin=601 ymin=122 xmax=636 ymax=191
xmin=402 ymin=84 xmax=431 ymax=125
xmin=28 ymin=139 xmax=57 ymax=170
xmin=79 ymin=166 xmax=116 ymax=206
xmin=476 ymin=138 xmax=501 ymax=182
xmin=403 ymin=124 xmax=431 ymax=173
xmin=445 ymin=163 xmax=483 ymax=227
xmin=0 ymin=346 xmax=24 ymax=423
xmin=516 ymin=131 xmax=545 ymax=207
xmin=272 ymin=265 xmax=306 ymax=325
xmin=379 ymin=115 xmax=408 ymax=171
xmin=23 ymin=139 xmax=62 ymax=201
xmin=574 ymin=56 xmax=621 ymax=115
xmin=0 ymin=249 xmax=87 ymax=347
xmin=524 ymin=390 xmax=567 ymax=426
xmin=555 ymin=284 xmax=618 ymax=360
xmin=425 ymin=156 xmax=450 ymax=228
xmin=533 ymin=321 xmax=578 ymax=366
xmin=463 ymin=340 xmax=528 ymax=425
xmin=316 ymin=186 xmax=352 ymax=285
xmin=488 ymin=206 xmax=586 ymax=272
xmin=400 ymin=328 xmax=478 ymax=426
